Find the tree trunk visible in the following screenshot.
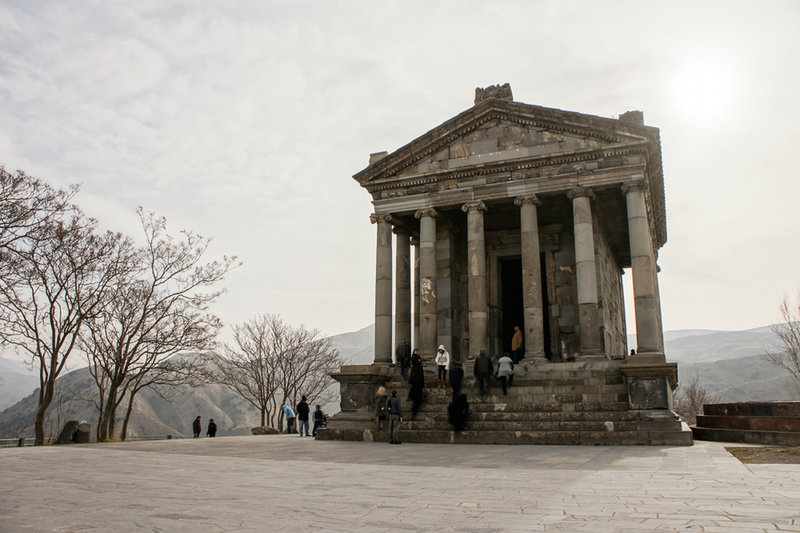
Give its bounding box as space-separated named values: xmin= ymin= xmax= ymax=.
xmin=120 ymin=392 xmax=136 ymax=441
xmin=260 ymin=408 xmax=266 ymax=427
xmin=34 ymin=377 xmax=56 ymax=446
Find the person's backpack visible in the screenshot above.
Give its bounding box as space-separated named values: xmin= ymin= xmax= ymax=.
xmin=477 ymin=356 xmax=491 ymax=374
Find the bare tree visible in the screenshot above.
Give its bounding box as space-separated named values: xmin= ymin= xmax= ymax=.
xmin=0 ymin=167 xmax=76 ymax=253
xmin=0 ymin=213 xmax=130 ymax=445
xmin=673 ymin=372 xmax=711 ymax=425
xmin=82 ymin=208 xmax=238 ymax=441
xmin=765 ymin=293 xmax=800 ymax=390
xmin=212 ymin=315 xmax=343 ymax=430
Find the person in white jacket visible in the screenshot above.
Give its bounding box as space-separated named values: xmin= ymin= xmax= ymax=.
xmin=497 ymin=352 xmax=514 ymax=395
xmin=435 ymin=345 xmax=450 ymax=390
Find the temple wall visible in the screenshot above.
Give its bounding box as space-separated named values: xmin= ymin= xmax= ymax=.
xmin=594 ymin=216 xmax=627 ymax=357
xmin=436 ymin=219 xmax=465 ymax=361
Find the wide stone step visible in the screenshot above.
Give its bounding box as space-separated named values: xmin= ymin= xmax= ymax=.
xmin=317 ymin=426 xmax=693 ymax=446
xmin=410 ymin=410 xmax=682 ymax=424
xmin=400 ymin=419 xmax=684 ymax=432
xmin=692 ymin=427 xmax=800 ymax=446
xmin=696 ymin=414 xmax=800 ymax=432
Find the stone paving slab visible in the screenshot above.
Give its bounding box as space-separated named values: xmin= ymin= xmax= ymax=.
xmin=0 ymin=436 xmax=798 ymax=532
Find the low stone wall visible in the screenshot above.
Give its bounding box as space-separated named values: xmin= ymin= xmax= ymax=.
xmin=693 ymin=402 xmax=800 ymax=445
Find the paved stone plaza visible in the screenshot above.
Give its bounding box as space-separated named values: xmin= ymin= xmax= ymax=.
xmin=1 ymin=436 xmax=798 ymax=532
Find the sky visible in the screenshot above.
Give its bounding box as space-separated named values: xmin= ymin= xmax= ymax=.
xmin=1 ymin=0 xmax=799 ymax=349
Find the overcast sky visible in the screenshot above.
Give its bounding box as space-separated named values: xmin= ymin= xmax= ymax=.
xmin=2 ymin=1 xmax=799 ymax=345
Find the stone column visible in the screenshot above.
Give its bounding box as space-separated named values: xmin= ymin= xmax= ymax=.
xmin=411 ymin=237 xmax=420 ymax=350
xmin=414 ymin=208 xmax=438 ymax=360
xmin=515 ymin=195 xmax=546 ymax=359
xmin=370 ymin=213 xmax=393 ymax=364
xmin=394 ymin=227 xmax=411 ymax=355
xmin=622 ymin=180 xmax=665 ymax=361
xmin=567 ymin=188 xmax=603 ymax=357
xmin=462 ymin=201 xmax=488 ymax=357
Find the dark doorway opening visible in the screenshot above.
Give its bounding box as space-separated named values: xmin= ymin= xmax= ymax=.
xmin=500 ymin=258 xmax=523 ymax=353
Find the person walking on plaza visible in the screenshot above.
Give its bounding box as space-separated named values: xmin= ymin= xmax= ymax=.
xmin=296 ymin=396 xmax=310 ymax=437
xmin=408 ymin=351 xmax=426 ymax=418
xmin=206 ymin=418 xmax=217 ymax=437
xmin=497 ymin=352 xmax=514 ymax=395
xmin=435 ymin=345 xmax=450 ymax=389
xmin=192 ymin=416 xmax=201 ymax=438
xmin=312 ymin=405 xmax=324 ymax=437
xmin=396 ymin=339 xmax=411 ymax=378
xmin=387 ymin=389 xmax=403 ymax=444
xmin=473 ymin=350 xmax=493 ymax=397
xmin=375 ymin=386 xmax=389 ymax=430
xmin=449 ymin=360 xmax=464 ymax=399
xmin=511 ymin=325 xmax=524 ymax=364
xmin=283 ymin=404 xmax=296 ymax=434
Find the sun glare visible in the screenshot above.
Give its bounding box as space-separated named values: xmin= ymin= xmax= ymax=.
xmin=670 ymin=59 xmax=735 ymax=117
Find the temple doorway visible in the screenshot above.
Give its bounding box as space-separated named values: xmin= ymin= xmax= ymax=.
xmin=500 ymin=257 xmax=524 ymax=353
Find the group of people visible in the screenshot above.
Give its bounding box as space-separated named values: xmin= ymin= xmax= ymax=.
xmin=192 ymin=416 xmax=217 ymax=438
xmin=282 ymin=398 xmax=326 ymax=437
xmin=377 ymin=334 xmax=525 ymax=442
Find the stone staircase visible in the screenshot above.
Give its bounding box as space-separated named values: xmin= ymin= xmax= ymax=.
xmin=319 ymin=361 xmax=693 ymax=446
xmin=693 ymin=402 xmax=800 ymax=445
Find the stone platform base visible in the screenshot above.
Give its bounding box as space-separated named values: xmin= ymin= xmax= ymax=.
xmin=324 ymin=360 xmax=692 ymax=446
xmin=693 ymin=402 xmax=800 ymax=445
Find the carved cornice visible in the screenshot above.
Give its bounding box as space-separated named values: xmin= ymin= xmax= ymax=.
xmin=414 ymin=207 xmax=438 ymax=219
xmin=514 ymin=195 xmax=542 ymax=207
xmin=621 ymin=178 xmax=648 ymax=195
xmin=461 ymin=200 xmax=487 ymax=213
xmin=369 ymin=213 xmax=393 ymax=224
xmin=566 ymin=187 xmax=595 ymax=201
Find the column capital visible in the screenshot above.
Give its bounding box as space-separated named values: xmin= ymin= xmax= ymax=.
xmin=369 ymin=213 xmax=393 ymax=224
xmin=461 ymin=200 xmax=488 ymax=213
xmin=414 ymin=207 xmax=438 ymax=219
xmin=514 ymin=194 xmax=542 ymax=207
xmin=621 ymin=179 xmax=648 ymax=195
xmin=392 ymin=225 xmax=410 ymax=236
xmin=566 ymin=187 xmax=595 ymax=201
xmin=409 ymin=236 xmax=419 ymax=246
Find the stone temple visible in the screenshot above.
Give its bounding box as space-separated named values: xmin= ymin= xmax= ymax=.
xmin=321 ymin=84 xmax=692 ymax=445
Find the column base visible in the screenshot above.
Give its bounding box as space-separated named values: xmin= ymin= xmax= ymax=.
xmin=331 ymin=364 xmax=393 ymax=413
xmin=621 ymin=361 xmax=677 ymax=410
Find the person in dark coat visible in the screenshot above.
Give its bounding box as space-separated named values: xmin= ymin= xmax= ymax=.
xmin=407 ymin=351 xmax=426 ymax=418
xmin=448 ymin=393 xmax=470 ymax=431
xmin=312 ymin=405 xmax=324 ymax=437
xmin=206 ymin=418 xmax=217 ymax=437
xmin=192 ymin=416 xmax=201 ymax=438
xmin=473 ymin=350 xmax=493 ymax=396
xmin=387 ymin=389 xmax=403 ymax=444
xmin=296 ymin=396 xmax=310 ymax=437
xmin=449 ymin=360 xmax=464 ymax=399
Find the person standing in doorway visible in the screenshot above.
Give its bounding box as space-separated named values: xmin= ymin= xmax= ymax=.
xmin=206 ymin=418 xmax=217 ymax=437
xmin=396 ymin=339 xmax=411 ymax=378
xmin=296 ymin=396 xmax=310 ymax=437
xmin=387 ymin=390 xmax=403 ymax=444
xmin=192 ymin=416 xmax=201 ymax=438
xmin=511 ymin=325 xmax=524 ymax=364
xmin=435 ymin=345 xmax=450 ymax=389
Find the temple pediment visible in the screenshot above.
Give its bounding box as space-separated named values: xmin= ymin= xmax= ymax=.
xmin=354 ymin=98 xmax=660 ymax=190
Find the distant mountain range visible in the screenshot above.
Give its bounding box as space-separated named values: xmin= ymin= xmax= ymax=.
xmin=0 ymin=323 xmax=796 ymax=439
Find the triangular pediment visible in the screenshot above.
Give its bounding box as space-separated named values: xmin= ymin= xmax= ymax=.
xmin=354 ymin=99 xmax=658 ymax=186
